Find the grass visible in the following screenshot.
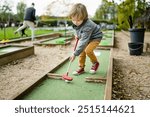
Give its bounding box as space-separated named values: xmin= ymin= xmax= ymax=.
xmin=0 ymin=27 xmax=66 ymax=41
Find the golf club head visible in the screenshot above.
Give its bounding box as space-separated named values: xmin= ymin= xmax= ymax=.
xmin=62 ymin=74 xmax=73 ymax=81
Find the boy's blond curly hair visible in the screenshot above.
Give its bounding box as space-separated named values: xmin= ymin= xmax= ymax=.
xmin=68 ymin=3 xmax=88 ymax=20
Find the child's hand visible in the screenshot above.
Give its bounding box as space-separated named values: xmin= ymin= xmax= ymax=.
xmin=75 ymin=35 xmax=77 ymax=38
xmin=70 ymin=55 xmax=76 ymax=62
xmin=75 ymin=35 xmax=78 ymax=40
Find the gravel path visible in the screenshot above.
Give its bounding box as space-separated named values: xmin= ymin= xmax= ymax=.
xmin=112 ymin=31 xmax=150 ymax=99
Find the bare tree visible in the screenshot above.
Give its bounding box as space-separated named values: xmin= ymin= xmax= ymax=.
xmin=45 ymin=0 xmax=73 ymax=16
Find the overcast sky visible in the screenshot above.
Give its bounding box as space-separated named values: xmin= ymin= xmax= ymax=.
xmin=0 ymin=0 xmax=101 ymax=16
xmin=5 ymin=0 xmax=103 ymax=17
xmin=2 ymin=0 xmax=149 ymax=16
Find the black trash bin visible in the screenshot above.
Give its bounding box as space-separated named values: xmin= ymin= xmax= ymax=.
xmin=129 ymin=28 xmax=146 ymax=43
xmin=128 ymin=42 xmax=143 ymax=56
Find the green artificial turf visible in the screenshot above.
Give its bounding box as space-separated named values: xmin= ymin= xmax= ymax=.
xmin=0 ymin=27 xmax=61 ymax=41
xmin=100 ymin=33 xmax=113 ymax=46
xmin=100 ymin=38 xmax=112 ymax=46
xmin=22 ymin=49 xmax=111 ymax=100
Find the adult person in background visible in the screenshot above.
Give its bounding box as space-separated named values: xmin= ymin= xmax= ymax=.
xmin=14 ymin=3 xmax=36 ymax=41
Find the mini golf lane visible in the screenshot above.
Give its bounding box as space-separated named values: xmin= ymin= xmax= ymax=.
xmin=21 ymin=49 xmax=111 ymax=100
xmin=35 ymin=36 xmax=72 ymax=46
xmin=99 ymin=30 xmax=114 ymax=47
xmin=0 ymin=45 xmax=34 ymax=66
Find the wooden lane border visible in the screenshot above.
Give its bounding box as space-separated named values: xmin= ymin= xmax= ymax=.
xmin=95 ymin=47 xmax=113 ymax=99
xmin=12 ymin=57 xmax=69 ymax=100
xmin=0 ymin=44 xmax=34 ymax=66
xmin=104 ymin=48 xmax=113 ymax=100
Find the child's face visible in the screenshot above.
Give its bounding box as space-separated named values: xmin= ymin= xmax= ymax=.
xmin=71 ymin=16 xmax=83 ymax=26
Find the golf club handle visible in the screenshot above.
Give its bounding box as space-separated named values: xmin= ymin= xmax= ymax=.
xmin=74 ymin=37 xmax=79 ymax=51
xmin=66 ymin=37 xmax=79 ymax=75
xmin=66 ymin=60 xmax=72 ymax=75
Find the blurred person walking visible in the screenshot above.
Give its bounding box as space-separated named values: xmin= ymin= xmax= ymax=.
xmin=14 ymin=3 xmax=36 ymax=41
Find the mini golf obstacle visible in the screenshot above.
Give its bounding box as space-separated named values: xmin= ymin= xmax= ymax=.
xmin=34 ymin=36 xmax=73 ymax=46
xmin=14 ymin=48 xmax=113 ymax=100
xmin=98 ymin=30 xmax=115 ymax=49
xmin=0 ymin=44 xmax=34 ymax=66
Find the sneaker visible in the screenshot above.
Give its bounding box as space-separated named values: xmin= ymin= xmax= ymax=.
xmin=72 ymin=67 xmax=85 ymax=75
xmin=89 ymin=62 xmax=99 ymax=74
